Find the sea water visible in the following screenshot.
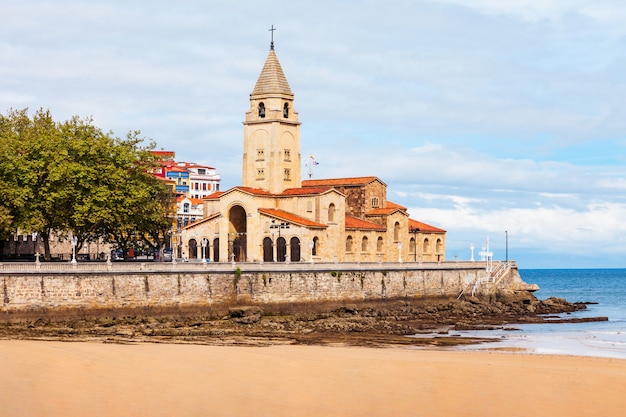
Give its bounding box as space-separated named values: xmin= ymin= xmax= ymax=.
xmin=452 ymin=269 xmax=626 ymax=358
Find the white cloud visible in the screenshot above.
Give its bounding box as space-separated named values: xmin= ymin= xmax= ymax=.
xmin=436 ymin=0 xmax=626 ymax=28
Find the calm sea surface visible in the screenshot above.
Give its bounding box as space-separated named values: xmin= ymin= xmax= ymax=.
xmin=451 ymin=269 xmax=626 ymax=358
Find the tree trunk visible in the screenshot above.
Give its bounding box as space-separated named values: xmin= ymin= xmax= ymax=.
xmin=41 ymin=230 xmax=51 ymax=261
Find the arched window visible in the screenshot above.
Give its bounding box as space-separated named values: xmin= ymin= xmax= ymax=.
xmin=258 ymin=102 xmax=265 ymax=118
xmin=377 ymin=236 xmax=383 ymax=252
xmin=312 ymin=236 xmax=319 ymax=256
xmin=213 ymin=238 xmax=219 ymax=262
xmin=346 ymin=236 xmax=353 ymax=252
xmin=394 ymin=222 xmax=400 ymax=241
xmin=183 ymin=203 xmax=189 ymax=213
xmin=423 ymin=238 xmax=430 ymax=252
xmin=283 ymin=102 xmax=289 ymax=118
xmin=189 ymin=239 xmax=198 ymax=259
xmin=436 ymin=239 xmax=442 ymax=253
xmin=328 ymin=203 xmax=335 ymax=222
xmin=361 ymin=236 xmax=368 ymax=252
xmin=277 ymin=237 xmax=287 ymax=262
xmin=290 ymin=237 xmax=300 ymax=262
xmin=263 ymin=237 xmax=273 ymax=262
xmin=410 ymin=237 xmax=416 ymax=254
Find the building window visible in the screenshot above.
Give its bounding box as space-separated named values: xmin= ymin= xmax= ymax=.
xmin=394 ymin=222 xmax=400 ymax=241
xmin=256 ymin=149 xmax=265 ymax=160
xmin=410 ymin=238 xmax=416 ymax=254
xmin=202 ymin=183 xmax=207 ymax=191
xmin=328 ymin=203 xmax=335 ymax=222
xmin=183 ymin=203 xmax=189 ymax=213
xmin=197 ymin=169 xmax=206 ymax=175
xmin=361 ymin=236 xmax=368 ymax=252
xmin=377 ymin=236 xmax=383 ymax=252
xmin=346 ymin=236 xmax=353 ymax=252
xmin=312 ymin=236 xmax=319 ymax=256
xmin=423 ymin=238 xmax=430 ymax=252
xmin=372 ymin=197 xmax=379 ymax=208
xmin=284 ymin=168 xmax=291 ymax=181
xmin=436 ymin=239 xmax=442 ymax=253
xmin=257 ymin=169 xmax=265 ymax=179
xmin=284 ymin=149 xmax=291 ymax=161
xmin=258 ymin=102 xmax=265 ymax=118
xmin=283 ymin=102 xmax=289 ymax=118
xmin=306 ymin=200 xmax=313 ymax=212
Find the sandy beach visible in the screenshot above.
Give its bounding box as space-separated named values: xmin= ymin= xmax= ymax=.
xmin=1 ymin=340 xmax=625 ymax=417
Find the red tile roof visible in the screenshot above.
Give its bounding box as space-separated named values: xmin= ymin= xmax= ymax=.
xmin=258 ymin=208 xmax=327 ymax=228
xmin=279 ymin=187 xmax=334 ymax=196
xmin=302 ymin=176 xmax=383 ymax=187
xmin=386 ymin=201 xmax=407 ymax=210
xmin=210 ymin=186 xmax=273 ymax=199
xmin=409 ymin=219 xmax=446 ymax=233
xmin=176 ymin=196 xmax=204 ymax=205
xmin=233 ymin=186 xmax=273 ymax=196
xmin=367 ymin=201 xmax=407 ymax=216
xmin=203 ymin=191 xmax=224 ymax=199
xmin=368 ymin=207 xmax=401 ymax=216
xmin=345 ymin=215 xmax=387 ymax=231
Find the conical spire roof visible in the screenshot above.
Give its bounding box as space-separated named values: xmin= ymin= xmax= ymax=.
xmin=251 ymin=49 xmax=293 ymax=96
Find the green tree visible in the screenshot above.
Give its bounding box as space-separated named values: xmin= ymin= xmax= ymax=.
xmin=0 ymin=109 xmax=27 ymax=241
xmin=0 ymin=108 xmax=175 ymax=261
xmin=3 ymin=109 xmax=72 ymax=260
xmin=100 ymin=131 xmax=172 ymax=260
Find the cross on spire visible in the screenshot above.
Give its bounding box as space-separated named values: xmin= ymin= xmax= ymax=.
xmin=269 ymin=25 xmax=276 ymax=50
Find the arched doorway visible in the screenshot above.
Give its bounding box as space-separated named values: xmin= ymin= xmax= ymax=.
xmin=290 ymin=237 xmax=300 ymax=262
xmin=228 ymin=205 xmax=247 ymax=262
xmin=188 ymin=239 xmax=198 ymax=259
xmin=213 ymin=238 xmax=219 ymax=262
xmin=263 ymin=237 xmax=273 ymax=262
xmin=277 ymin=237 xmax=287 ymax=262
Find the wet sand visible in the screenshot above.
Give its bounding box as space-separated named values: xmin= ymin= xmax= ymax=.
xmin=1 ymin=340 xmax=625 ymax=417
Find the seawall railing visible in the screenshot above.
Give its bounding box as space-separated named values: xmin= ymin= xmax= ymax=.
xmin=0 ymin=260 xmax=497 ymax=274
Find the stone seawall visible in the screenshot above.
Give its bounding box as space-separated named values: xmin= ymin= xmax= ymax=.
xmin=0 ymin=262 xmax=530 ymax=316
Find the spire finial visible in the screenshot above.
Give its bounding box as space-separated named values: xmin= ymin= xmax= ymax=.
xmin=269 ymin=25 xmax=276 ymax=50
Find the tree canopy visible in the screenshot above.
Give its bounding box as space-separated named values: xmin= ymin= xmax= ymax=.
xmin=0 ymin=108 xmax=175 ymax=260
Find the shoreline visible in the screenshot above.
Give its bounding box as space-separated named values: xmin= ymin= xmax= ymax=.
xmin=1 ymin=339 xmax=625 ymax=417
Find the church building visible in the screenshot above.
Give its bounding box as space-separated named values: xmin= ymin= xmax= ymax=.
xmin=180 ymin=42 xmax=446 ymax=263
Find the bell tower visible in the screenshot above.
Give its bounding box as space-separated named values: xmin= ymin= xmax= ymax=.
xmin=242 ymin=36 xmax=301 ymax=194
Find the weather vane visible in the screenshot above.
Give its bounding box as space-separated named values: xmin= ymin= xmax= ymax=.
xmin=269 ymin=25 xmax=276 ymax=50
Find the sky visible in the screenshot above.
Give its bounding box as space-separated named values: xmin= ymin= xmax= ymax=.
xmin=2 ymin=1 xmax=626 ymax=268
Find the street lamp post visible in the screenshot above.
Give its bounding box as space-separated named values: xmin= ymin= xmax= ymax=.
xmin=470 ymin=243 xmax=475 ymax=262
xmin=201 ymin=238 xmax=208 ymax=262
xmin=70 ymin=236 xmax=78 ymax=264
xmin=309 ymin=240 xmax=314 ymax=264
xmin=270 ymin=220 xmax=290 ymax=262
xmin=505 ymin=230 xmax=508 ymax=263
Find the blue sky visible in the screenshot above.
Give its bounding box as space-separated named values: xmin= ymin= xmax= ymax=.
xmin=2 ymin=1 xmax=626 ymax=268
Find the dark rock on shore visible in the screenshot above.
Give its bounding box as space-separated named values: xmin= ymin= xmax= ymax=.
xmin=0 ymin=295 xmax=603 ymax=348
